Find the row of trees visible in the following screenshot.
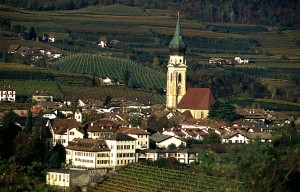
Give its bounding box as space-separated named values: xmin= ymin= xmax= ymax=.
xmin=0 ymin=109 xmax=66 ymax=191
xmin=2 ymin=0 xmax=298 ymax=27
xmin=197 ymin=125 xmax=300 ymax=191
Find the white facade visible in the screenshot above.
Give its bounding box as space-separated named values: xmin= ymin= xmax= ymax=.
xmin=46 ymin=170 xmax=70 ymax=188
xmin=52 ymin=128 xmax=84 ymax=147
xmin=127 ymin=134 xmax=149 ymax=149
xmin=137 ymin=149 xmax=197 ymax=164
xmin=0 ymin=86 xmax=16 ymax=102
xmin=222 ymin=132 xmax=272 ymax=144
xmin=43 ymin=112 xmax=57 ymax=119
xmin=74 ymin=110 xmax=82 ymax=123
xmin=105 ymin=139 xmax=136 ymax=167
xmin=222 ymin=133 xmax=247 ymax=144
xmin=157 ymin=137 xmax=184 ymax=149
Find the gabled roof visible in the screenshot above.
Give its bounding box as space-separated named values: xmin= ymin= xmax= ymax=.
xmin=122 ymin=127 xmax=150 ymax=135
xmin=104 ymin=132 xmax=136 ymax=141
xmin=52 ymin=119 xmax=82 ymax=135
xmin=66 ymin=138 xmax=110 ymax=152
xmin=244 ymin=132 xmax=272 ymax=140
xmin=87 ymin=119 xmax=121 ymax=132
xmin=0 ymin=86 xmax=15 ymax=91
xmin=150 ymin=133 xmax=173 ymax=143
xmin=177 ymin=88 xmax=215 ymax=110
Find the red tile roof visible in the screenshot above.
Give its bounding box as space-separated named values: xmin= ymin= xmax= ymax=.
xmin=177 ymin=88 xmax=215 ymax=110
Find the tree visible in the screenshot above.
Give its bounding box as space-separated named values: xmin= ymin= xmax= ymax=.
xmin=25 ymin=109 xmax=33 ymax=134
xmin=29 ymin=26 xmax=36 ymax=40
xmin=48 ymin=151 xmax=61 ymax=169
xmin=0 ymin=109 xmax=20 ymax=160
xmin=167 ymin=143 xmax=177 ymax=150
xmin=103 ymin=95 xmax=112 ymax=107
xmin=202 ymin=133 xmax=221 ymax=144
xmin=52 ymin=143 xmax=66 ymax=165
xmin=208 ymin=99 xmax=240 ymax=122
xmin=122 ymin=69 xmax=131 ymax=86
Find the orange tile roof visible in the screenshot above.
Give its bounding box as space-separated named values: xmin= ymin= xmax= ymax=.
xmin=177 ymin=88 xmax=215 ymax=110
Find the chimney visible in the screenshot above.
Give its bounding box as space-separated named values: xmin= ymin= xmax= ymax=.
xmin=91 ymin=122 xmax=94 ymax=126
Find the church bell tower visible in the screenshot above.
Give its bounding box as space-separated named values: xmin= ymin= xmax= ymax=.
xmin=166 ymin=13 xmax=187 ymax=109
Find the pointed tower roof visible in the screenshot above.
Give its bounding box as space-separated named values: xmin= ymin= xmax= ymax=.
xmin=169 ymin=12 xmax=186 ymax=54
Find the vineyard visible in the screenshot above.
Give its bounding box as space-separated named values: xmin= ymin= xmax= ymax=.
xmin=97 ymin=163 xmax=247 ymax=192
xmin=55 ymin=54 xmax=166 ymax=90
xmin=0 ymin=4 xmax=299 ymax=65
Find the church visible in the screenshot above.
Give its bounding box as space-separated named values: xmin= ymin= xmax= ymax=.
xmin=166 ymin=14 xmax=215 ymax=119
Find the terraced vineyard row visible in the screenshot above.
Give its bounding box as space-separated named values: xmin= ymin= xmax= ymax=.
xmin=97 ymin=163 xmax=247 ymax=192
xmin=56 ymin=54 xmax=166 ymax=90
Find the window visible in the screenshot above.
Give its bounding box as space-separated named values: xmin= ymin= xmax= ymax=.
xmin=70 ymin=132 xmax=74 ymax=135
xmin=178 ymin=73 xmax=182 ymax=83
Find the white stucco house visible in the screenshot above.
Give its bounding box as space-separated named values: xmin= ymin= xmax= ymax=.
xmin=0 ymin=86 xmax=16 ymax=102
xmin=50 ymin=119 xmax=84 ymax=147
xmin=150 ymin=133 xmax=185 ymax=149
xmin=66 ymin=138 xmax=111 ymax=169
xmin=104 ymin=132 xmax=136 ymax=167
xmin=221 ymin=131 xmax=272 ymax=144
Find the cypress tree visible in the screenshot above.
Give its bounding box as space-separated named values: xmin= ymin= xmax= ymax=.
xmin=25 ymin=109 xmax=33 ymax=134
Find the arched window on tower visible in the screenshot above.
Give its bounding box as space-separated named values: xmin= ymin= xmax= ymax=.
xmin=178 ymin=73 xmax=182 ymax=83
xmin=170 ymin=73 xmax=173 ymax=82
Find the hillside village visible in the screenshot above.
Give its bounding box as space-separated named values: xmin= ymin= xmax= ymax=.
xmin=0 ymin=12 xmax=299 ymax=192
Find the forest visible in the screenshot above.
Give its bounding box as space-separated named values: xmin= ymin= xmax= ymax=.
xmin=0 ymin=0 xmax=299 ymax=27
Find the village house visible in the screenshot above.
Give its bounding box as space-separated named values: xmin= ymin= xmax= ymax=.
xmin=43 ymin=108 xmax=57 ymax=119
xmin=50 ymin=119 xmax=84 ymax=147
xmin=46 ymin=169 xmax=70 ymax=188
xmin=162 ymin=127 xmax=208 ymax=141
xmin=234 ymin=57 xmax=249 ymax=64
xmin=66 ymin=138 xmax=111 ymax=169
xmin=32 ymin=90 xmax=54 ymax=102
xmin=120 ymin=126 xmax=150 ymax=149
xmin=104 ymin=132 xmax=136 ymax=167
xmin=150 ymin=133 xmax=185 ymax=149
xmin=87 ymin=119 xmax=121 ymax=139
xmin=0 ymin=85 xmax=16 ymax=102
xmin=136 ymin=148 xmax=198 ymax=164
xmin=221 ymin=131 xmax=272 ymax=144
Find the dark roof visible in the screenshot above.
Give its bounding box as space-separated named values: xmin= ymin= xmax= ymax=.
xmin=87 ymin=119 xmax=121 ymax=132
xmin=150 ymin=133 xmax=173 ymax=143
xmin=0 ymin=85 xmax=15 ymax=91
xmin=105 ymin=132 xmax=136 ymax=141
xmin=66 ymin=138 xmax=110 ymax=152
xmin=169 ymin=13 xmax=186 ymax=54
xmin=177 ymin=88 xmax=215 ymax=110
xmin=52 ymin=119 xmax=82 ymax=134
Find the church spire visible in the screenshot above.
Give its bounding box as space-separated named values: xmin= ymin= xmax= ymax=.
xmin=169 ymin=12 xmax=186 ymax=54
